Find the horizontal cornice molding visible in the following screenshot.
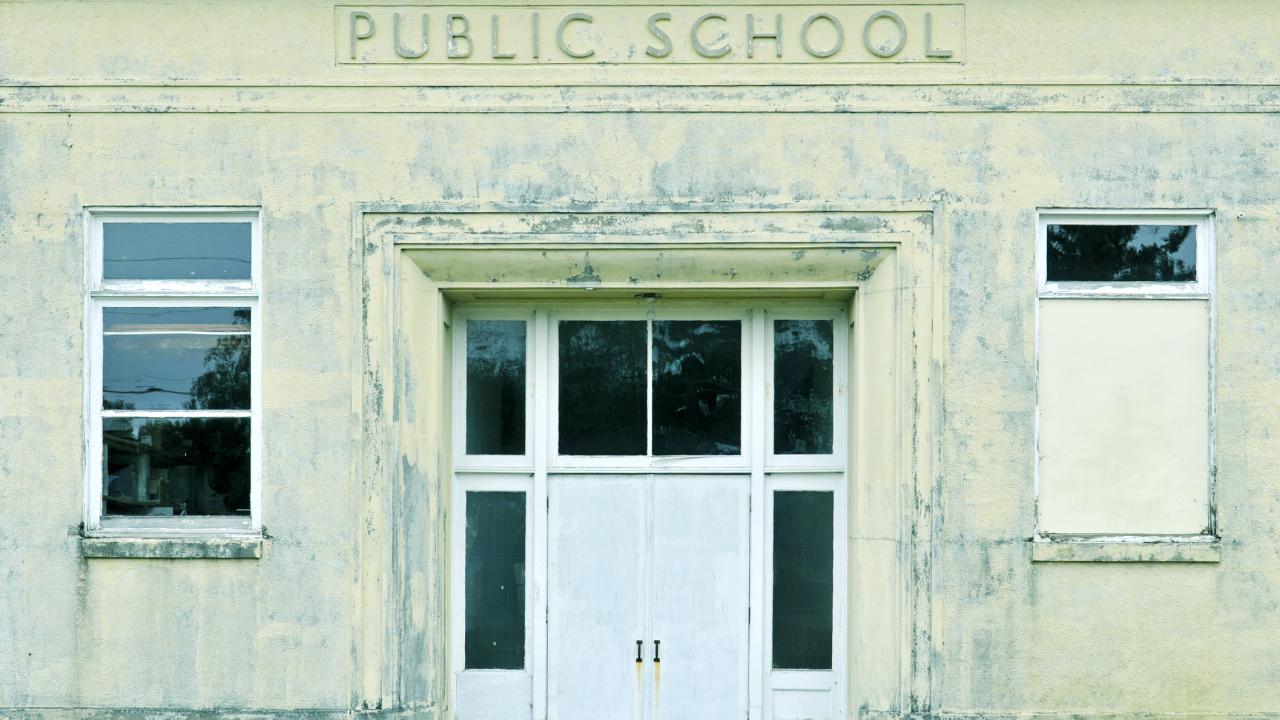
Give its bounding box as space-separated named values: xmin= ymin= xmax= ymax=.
xmin=3 ymin=83 xmax=1280 ymax=113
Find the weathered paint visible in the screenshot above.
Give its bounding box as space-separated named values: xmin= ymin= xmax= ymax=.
xmin=2 ymin=1 xmax=1280 ymax=718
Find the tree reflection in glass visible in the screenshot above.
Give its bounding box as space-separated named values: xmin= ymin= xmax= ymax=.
xmin=652 ymin=320 xmax=741 ymax=455
xmin=1046 ymin=224 xmax=1196 ymax=282
xmin=102 ymin=307 xmax=251 ymax=517
xmin=773 ymin=319 xmax=834 ymax=455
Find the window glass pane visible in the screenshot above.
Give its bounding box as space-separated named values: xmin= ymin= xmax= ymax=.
xmin=774 ymin=319 xmax=834 ymax=455
xmin=465 ymin=491 xmax=527 ymax=670
xmin=102 ymin=308 xmax=251 ymax=411
xmin=652 ymin=320 xmax=742 ymax=455
xmin=103 ymin=222 xmax=252 ymax=281
xmin=103 ymin=417 xmax=250 ymax=517
xmin=558 ymin=320 xmax=647 ymax=455
xmin=1046 ymin=224 xmax=1197 ymax=282
xmin=772 ymin=490 xmax=834 ymax=670
xmin=466 ymin=320 xmax=527 ymax=455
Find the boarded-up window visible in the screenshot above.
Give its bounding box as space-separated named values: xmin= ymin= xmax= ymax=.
xmin=1036 ymin=214 xmax=1213 ymax=537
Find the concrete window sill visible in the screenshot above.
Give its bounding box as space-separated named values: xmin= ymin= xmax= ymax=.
xmin=1030 ymin=540 xmax=1221 ymax=563
xmin=81 ymin=535 xmax=265 ymax=559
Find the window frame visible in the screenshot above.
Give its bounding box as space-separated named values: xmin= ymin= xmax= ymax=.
xmin=765 ymin=309 xmax=849 ymax=471
xmin=452 ymin=308 xmax=537 ymax=471
xmin=1034 ymin=208 xmax=1217 ymax=544
xmin=84 ymin=208 xmax=262 ymax=536
xmin=450 ymin=475 xmax=535 ymax=674
xmin=1036 ymin=209 xmax=1214 ymax=298
xmin=547 ymin=303 xmax=754 ymax=472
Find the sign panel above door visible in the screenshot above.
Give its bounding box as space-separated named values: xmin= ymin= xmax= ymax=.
xmin=338 ymin=4 xmax=964 ymax=65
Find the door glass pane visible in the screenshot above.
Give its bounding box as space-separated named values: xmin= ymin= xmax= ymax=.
xmin=103 ymin=307 xmax=251 ymax=411
xmin=773 ymin=319 xmax=834 ymax=455
xmin=103 ymin=417 xmax=250 ymax=517
xmin=652 ymin=320 xmax=742 ymax=455
xmin=465 ymin=491 xmax=527 ymax=670
xmin=103 ymin=222 xmax=252 ymax=280
xmin=466 ymin=320 xmax=527 ymax=455
xmin=772 ymin=490 xmax=834 ymax=670
xmin=558 ymin=320 xmax=647 ymax=455
xmin=1046 ymin=224 xmax=1197 ymax=282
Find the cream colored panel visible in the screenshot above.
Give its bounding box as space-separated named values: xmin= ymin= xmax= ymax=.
xmin=1039 ymin=299 xmax=1210 ymax=535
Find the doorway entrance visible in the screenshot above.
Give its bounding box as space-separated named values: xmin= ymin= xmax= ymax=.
xmin=450 ymin=302 xmax=847 ymax=720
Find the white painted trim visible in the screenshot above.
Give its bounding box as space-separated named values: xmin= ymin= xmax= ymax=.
xmin=449 ymin=474 xmax=536 ymax=714
xmin=1033 ymin=209 xmax=1217 ymax=542
xmin=451 ymin=308 xmax=536 ymax=471
xmin=762 ymin=472 xmax=847 ymax=720
xmin=1035 ymin=210 xmax=1213 ymax=297
xmin=84 ymin=209 xmax=262 ymax=536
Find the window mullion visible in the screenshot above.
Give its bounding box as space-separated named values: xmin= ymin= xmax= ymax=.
xmin=645 ymin=309 xmax=654 ymax=458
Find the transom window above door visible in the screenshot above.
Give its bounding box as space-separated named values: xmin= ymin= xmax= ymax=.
xmin=453 ymin=304 xmax=846 ymax=471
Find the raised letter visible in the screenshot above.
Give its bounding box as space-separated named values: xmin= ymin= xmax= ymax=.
xmin=349 ymin=11 xmax=375 ymax=60
xmin=447 ymin=14 xmax=473 ymax=58
xmin=924 ymin=12 xmax=953 ymax=58
xmin=645 ymin=12 xmax=673 ymax=58
xmin=747 ymin=13 xmax=782 ymax=59
xmin=492 ymin=14 xmax=515 ymax=58
xmin=800 ymin=13 xmax=844 ymax=58
xmin=394 ymin=13 xmax=429 ymax=59
xmin=557 ymin=13 xmax=595 ymax=58
xmin=861 ymin=10 xmax=906 ymax=58
xmin=691 ymin=13 xmax=730 ymax=59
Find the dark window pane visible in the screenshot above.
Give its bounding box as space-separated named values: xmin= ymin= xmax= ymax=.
xmin=103 ymin=417 xmax=250 ymax=517
xmin=652 ymin=320 xmax=742 ymax=455
xmin=774 ymin=320 xmax=834 ymax=455
xmin=103 ymin=308 xmax=251 ymax=411
xmin=466 ymin=320 xmax=527 ymax=455
xmin=558 ymin=320 xmax=647 ymax=455
xmin=1046 ymin=224 xmax=1197 ymax=282
xmin=772 ymin=491 xmax=834 ymax=670
xmin=465 ymin=491 xmax=526 ymax=670
xmin=103 ymin=222 xmax=252 ymax=280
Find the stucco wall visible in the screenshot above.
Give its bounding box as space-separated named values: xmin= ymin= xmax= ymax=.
xmin=3 ymin=1 xmax=1280 ymax=717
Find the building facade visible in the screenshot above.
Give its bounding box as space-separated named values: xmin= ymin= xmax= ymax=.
xmin=1 ymin=1 xmax=1279 ymax=718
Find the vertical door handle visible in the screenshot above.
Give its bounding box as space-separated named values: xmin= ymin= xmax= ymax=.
xmin=636 ymin=640 xmax=643 ymax=663
xmin=653 ymin=639 xmax=661 ymax=663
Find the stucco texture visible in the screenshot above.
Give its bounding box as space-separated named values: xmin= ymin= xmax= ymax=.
xmin=2 ymin=1 xmax=1280 ymax=718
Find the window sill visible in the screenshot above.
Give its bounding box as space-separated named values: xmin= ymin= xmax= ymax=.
xmin=81 ymin=534 xmax=265 ymax=560
xmin=1030 ymin=539 xmax=1221 ymax=563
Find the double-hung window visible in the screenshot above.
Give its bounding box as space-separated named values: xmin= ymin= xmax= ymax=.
xmin=1035 ymin=210 xmax=1215 ymax=539
xmin=86 ymin=209 xmax=261 ymax=535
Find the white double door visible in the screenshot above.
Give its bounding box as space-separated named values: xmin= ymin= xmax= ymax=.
xmin=547 ymin=473 xmax=751 ymax=720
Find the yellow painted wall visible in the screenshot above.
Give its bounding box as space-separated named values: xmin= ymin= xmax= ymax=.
xmin=2 ymin=1 xmax=1280 ymax=717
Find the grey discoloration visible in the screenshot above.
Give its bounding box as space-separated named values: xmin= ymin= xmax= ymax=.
xmin=3 ymin=2 xmax=1280 ymax=714
xmin=80 ymin=537 xmax=265 ymax=560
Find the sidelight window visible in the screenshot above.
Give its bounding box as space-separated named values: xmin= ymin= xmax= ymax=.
xmin=86 ymin=210 xmax=260 ymax=534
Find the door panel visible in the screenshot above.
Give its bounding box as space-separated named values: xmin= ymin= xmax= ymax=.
xmin=547 ymin=475 xmax=648 ymax=720
xmin=649 ymin=475 xmax=751 ymax=720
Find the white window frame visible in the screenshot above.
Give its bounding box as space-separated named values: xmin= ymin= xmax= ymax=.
xmin=546 ymin=303 xmax=753 ymax=472
xmin=1034 ymin=208 xmax=1217 ymax=542
xmin=449 ymin=474 xmax=536 ymax=674
xmin=765 ymin=309 xmax=849 ymax=472
xmin=84 ymin=208 xmax=262 ymax=536
xmin=1037 ymin=209 xmax=1214 ymax=298
xmin=452 ymin=309 xmax=537 ymax=471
